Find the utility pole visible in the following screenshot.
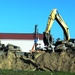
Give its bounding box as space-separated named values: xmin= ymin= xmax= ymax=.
xmin=34 ymin=25 xmax=39 ymax=50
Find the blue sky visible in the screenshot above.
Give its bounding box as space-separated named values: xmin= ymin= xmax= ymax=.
xmin=0 ymin=0 xmax=75 ymax=40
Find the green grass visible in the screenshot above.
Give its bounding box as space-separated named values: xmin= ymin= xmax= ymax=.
xmin=0 ymin=69 xmax=75 ymax=75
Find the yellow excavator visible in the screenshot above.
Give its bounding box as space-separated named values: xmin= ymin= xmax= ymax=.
xmin=43 ymin=8 xmax=71 ymax=47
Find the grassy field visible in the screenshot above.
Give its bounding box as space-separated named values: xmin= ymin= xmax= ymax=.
xmin=0 ymin=70 xmax=75 ymax=75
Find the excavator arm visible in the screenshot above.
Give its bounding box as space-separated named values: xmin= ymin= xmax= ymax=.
xmin=55 ymin=12 xmax=70 ymax=40
xmin=43 ymin=9 xmax=70 ymax=46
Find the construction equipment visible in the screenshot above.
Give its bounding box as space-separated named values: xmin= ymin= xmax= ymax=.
xmin=30 ymin=25 xmax=39 ymax=52
xmin=43 ymin=8 xmax=70 ymax=47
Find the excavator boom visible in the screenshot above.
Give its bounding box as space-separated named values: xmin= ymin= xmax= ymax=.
xmin=45 ymin=9 xmax=56 ymax=33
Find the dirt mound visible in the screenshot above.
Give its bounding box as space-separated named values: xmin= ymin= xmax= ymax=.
xmin=35 ymin=51 xmax=75 ymax=72
xmin=0 ymin=42 xmax=75 ymax=72
xmin=0 ymin=51 xmax=36 ymax=70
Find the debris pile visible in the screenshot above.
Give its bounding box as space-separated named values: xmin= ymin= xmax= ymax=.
xmin=0 ymin=41 xmax=75 ymax=72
